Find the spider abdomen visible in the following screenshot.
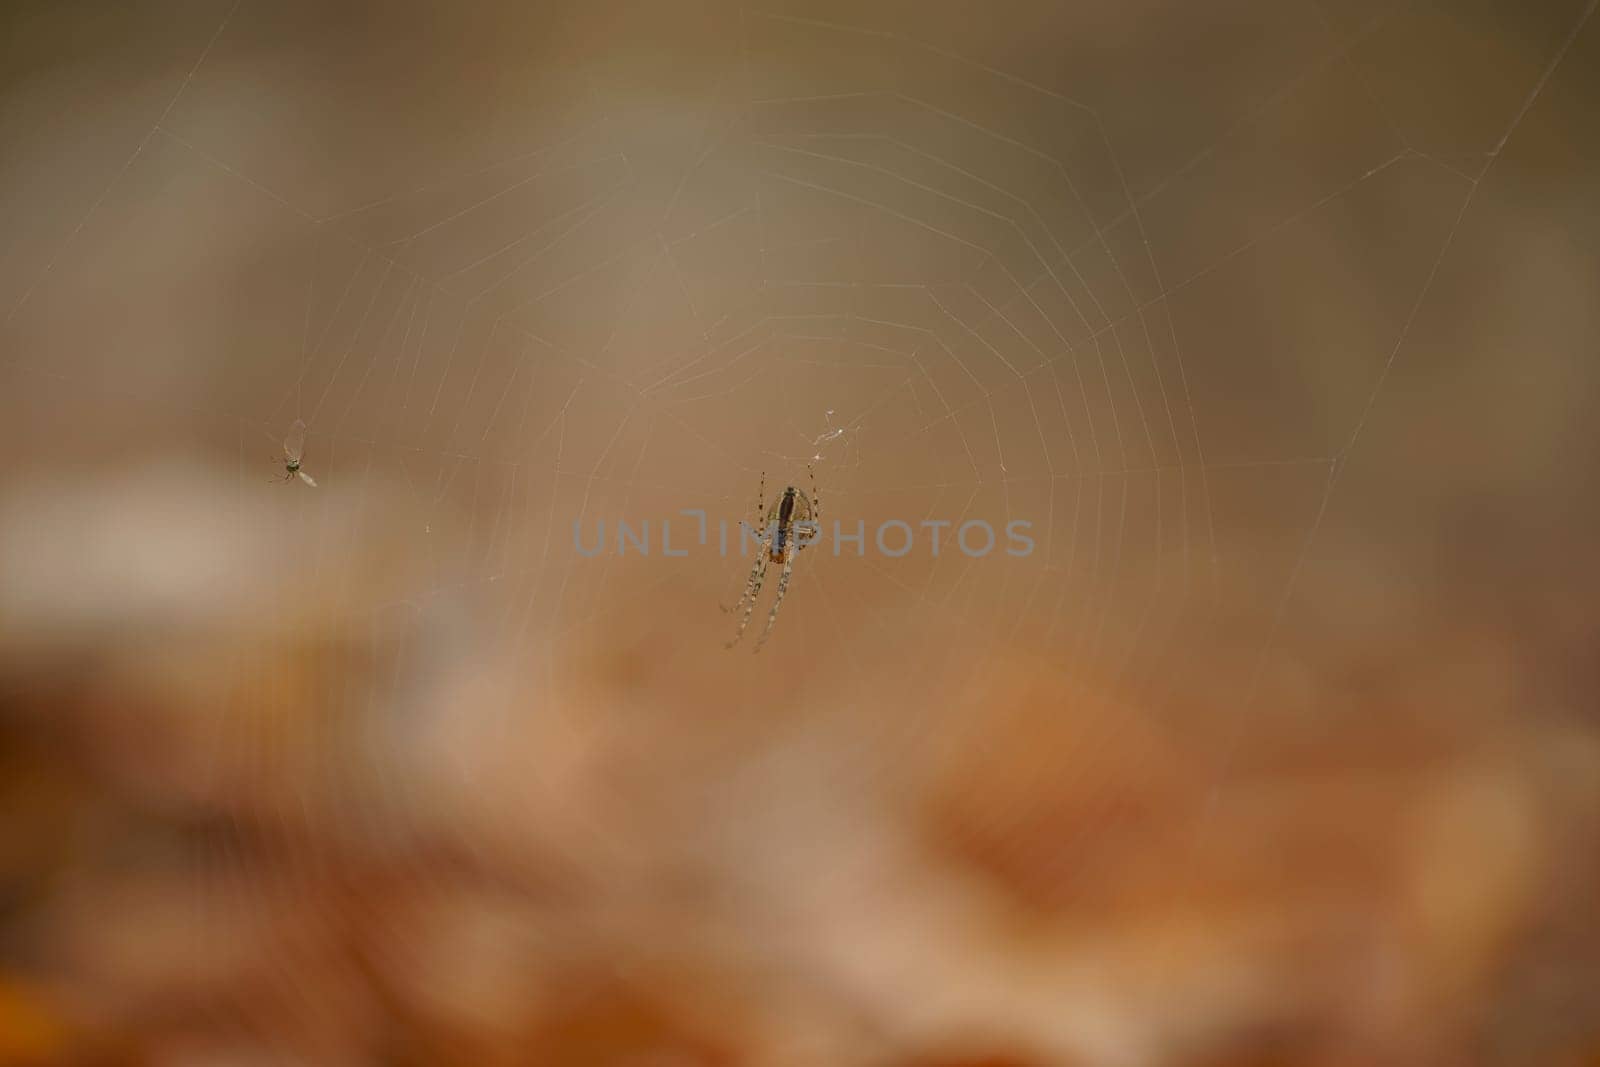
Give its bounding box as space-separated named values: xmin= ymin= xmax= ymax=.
xmin=770 ymin=488 xmax=799 ymax=560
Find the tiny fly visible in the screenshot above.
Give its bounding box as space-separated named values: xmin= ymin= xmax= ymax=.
xmin=278 ymin=419 xmax=318 ymax=486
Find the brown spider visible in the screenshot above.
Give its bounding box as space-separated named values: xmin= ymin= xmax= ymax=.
xmin=725 ymin=466 xmax=821 ymax=652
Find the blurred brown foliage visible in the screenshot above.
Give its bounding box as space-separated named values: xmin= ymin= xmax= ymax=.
xmin=1 ymin=464 xmax=1597 ymax=1066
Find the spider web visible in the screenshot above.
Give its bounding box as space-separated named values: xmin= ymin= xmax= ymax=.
xmin=2 ymin=0 xmax=1597 ymax=1057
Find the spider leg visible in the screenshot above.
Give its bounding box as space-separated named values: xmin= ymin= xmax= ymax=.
xmin=724 ymin=551 xmax=770 ymax=649
xmin=793 ymin=464 xmax=821 ymax=552
xmin=807 ymin=463 xmax=822 ymax=534
xmin=753 ymin=551 xmax=796 ymax=652
xmin=722 ymin=473 xmax=767 ymax=612
xmin=723 ymin=517 xmax=767 ymax=604
xmin=719 ymin=559 xmax=751 ymax=613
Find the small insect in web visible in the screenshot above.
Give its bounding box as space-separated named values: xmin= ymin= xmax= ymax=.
xmin=276 ymin=419 xmax=318 ymax=486
xmin=810 ymin=408 xmax=846 ymax=461
xmin=724 ymin=466 xmax=821 ymax=652
xmin=803 ymin=408 xmax=862 ymax=469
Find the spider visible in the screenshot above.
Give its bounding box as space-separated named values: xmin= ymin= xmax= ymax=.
xmin=725 ymin=466 xmax=820 ymax=652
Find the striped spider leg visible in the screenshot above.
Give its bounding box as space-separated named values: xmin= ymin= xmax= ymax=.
xmin=725 ymin=548 xmax=772 ymax=650
xmin=725 ymin=470 xmax=770 ymax=648
xmin=722 ymin=471 xmax=766 ymax=611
